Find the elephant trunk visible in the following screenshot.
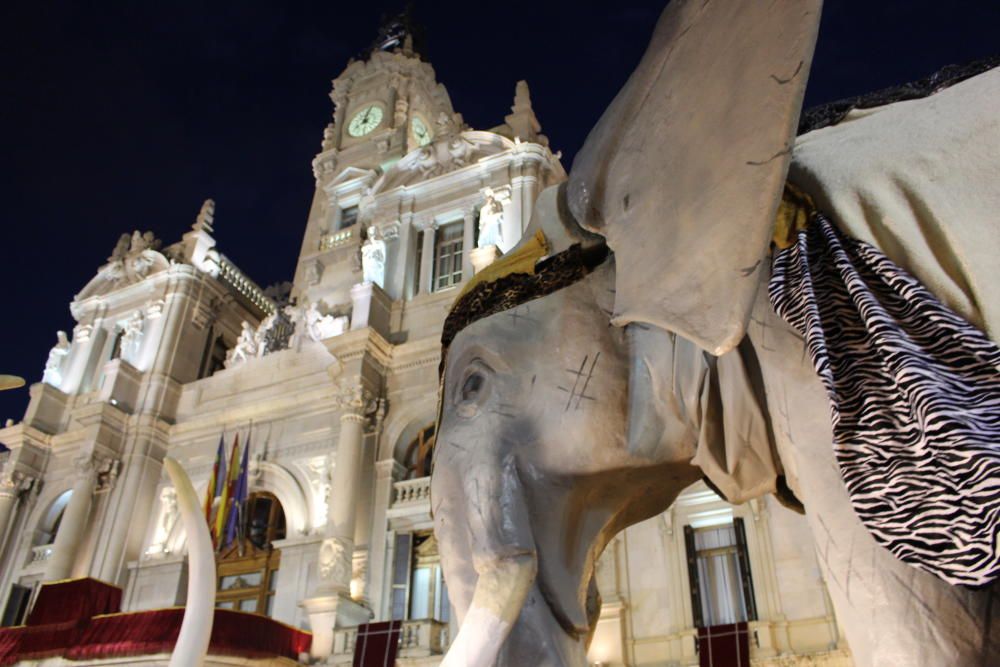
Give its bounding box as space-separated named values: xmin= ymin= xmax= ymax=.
xmin=440 ymin=552 xmax=537 ymax=667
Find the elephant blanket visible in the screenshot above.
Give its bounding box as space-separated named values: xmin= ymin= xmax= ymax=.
xmin=770 ymin=209 xmax=1000 ymax=588
xmin=769 ymin=63 xmax=1000 ymax=588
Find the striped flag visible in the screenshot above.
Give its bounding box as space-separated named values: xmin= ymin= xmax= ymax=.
xmin=203 ymin=436 xmax=225 ymax=526
xmin=215 ymin=434 xmax=240 ymax=548
xmin=224 ymin=432 xmax=251 ymax=548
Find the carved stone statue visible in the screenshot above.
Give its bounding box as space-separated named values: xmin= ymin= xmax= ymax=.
xmin=304 ymin=302 xmax=347 ymax=341
xmin=360 ymin=226 xmax=386 ymax=287
xmin=226 ymin=321 xmax=259 ymax=367
xmin=477 ymin=187 xmax=505 ymax=249
xmin=42 ymin=331 xmax=70 ymax=386
xmin=120 ymin=311 xmax=144 ymax=363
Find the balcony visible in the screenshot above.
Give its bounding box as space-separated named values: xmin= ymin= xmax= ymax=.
xmin=387 ymin=476 xmax=432 ymax=531
xmin=332 ymin=619 xmax=449 ymax=664
xmin=393 ymin=477 xmax=431 ymax=507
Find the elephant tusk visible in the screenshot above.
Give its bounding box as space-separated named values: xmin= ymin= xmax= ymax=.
xmin=440 ymin=553 xmax=537 ymax=667
xmin=163 ymin=457 xmax=216 ymax=667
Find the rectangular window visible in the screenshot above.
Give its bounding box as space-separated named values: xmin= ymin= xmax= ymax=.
xmin=339 ymin=205 xmax=359 ymax=229
xmin=1 ymin=584 xmax=32 ymax=627
xmin=684 ymin=519 xmax=757 ymax=628
xmin=390 ymin=531 xmax=450 ymax=623
xmin=197 ymin=331 xmax=228 ymax=379
xmin=433 ymin=223 xmax=464 ymax=291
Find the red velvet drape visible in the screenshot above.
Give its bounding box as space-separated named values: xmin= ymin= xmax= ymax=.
xmin=0 ymin=607 xmax=310 ymax=665
xmin=698 ymin=622 xmax=750 ymax=667
xmin=27 ymin=578 xmax=122 ymax=626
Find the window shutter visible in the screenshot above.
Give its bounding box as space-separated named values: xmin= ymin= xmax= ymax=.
xmin=683 ymin=525 xmax=704 ymax=628
xmin=733 ymin=517 xmax=758 ymax=622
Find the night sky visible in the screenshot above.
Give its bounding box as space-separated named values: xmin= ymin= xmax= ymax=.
xmin=1 ymin=1 xmax=996 ymax=422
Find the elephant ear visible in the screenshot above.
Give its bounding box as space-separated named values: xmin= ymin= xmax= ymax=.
xmin=568 ymin=0 xmax=822 ymax=355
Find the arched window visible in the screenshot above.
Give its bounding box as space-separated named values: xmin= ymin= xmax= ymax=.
xmin=403 ymin=423 xmax=435 ymax=479
xmin=216 ymin=492 xmax=285 ymax=616
xmin=34 ymin=490 xmax=72 ymax=546
xmin=246 ymin=491 xmax=286 ymax=550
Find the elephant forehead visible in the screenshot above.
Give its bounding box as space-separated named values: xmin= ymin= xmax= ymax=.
xmin=446 ymin=262 xmax=617 ymax=372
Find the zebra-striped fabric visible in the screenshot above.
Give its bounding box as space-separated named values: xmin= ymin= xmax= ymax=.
xmin=768 ymin=213 xmax=1000 ymax=587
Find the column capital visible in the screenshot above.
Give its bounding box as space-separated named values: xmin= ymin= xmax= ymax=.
xmin=333 ymin=378 xmax=379 ymax=419
xmin=0 ymin=463 xmax=35 ymax=497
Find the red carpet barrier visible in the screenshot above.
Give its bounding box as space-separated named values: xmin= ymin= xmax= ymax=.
xmin=0 ymin=605 xmax=310 ymax=665
xmin=66 ymin=608 xmax=312 ymax=661
xmin=26 ymin=578 xmax=122 ymax=626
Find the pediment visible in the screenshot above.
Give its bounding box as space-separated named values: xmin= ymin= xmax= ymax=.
xmin=76 ymin=249 xmax=171 ymax=301
xmin=326 ymin=166 xmax=378 ymax=192
xmin=371 ymin=130 xmax=516 ymax=194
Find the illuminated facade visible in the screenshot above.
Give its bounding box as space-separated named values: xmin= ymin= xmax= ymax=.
xmin=0 ymin=26 xmax=851 ymax=667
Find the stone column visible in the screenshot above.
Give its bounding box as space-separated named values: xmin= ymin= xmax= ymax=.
xmin=418 ymin=225 xmax=436 ymax=294
xmin=97 ymin=453 xmax=150 ymax=584
xmin=303 ymin=386 xmax=376 ymax=659
xmin=60 ymin=324 xmax=100 ymax=394
xmin=461 ymin=208 xmax=476 ymax=281
xmin=0 ymin=465 xmax=34 ymax=556
xmin=44 ymin=455 xmax=99 ymax=581
xmin=324 ymin=409 xmax=367 ymax=592
xmin=519 ymin=164 xmax=540 ymax=233
xmin=0 ymin=483 xmax=19 ymax=556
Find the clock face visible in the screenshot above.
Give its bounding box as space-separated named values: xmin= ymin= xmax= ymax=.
xmin=411 ymin=116 xmax=433 ymax=147
xmin=348 ymin=104 xmax=383 ymax=137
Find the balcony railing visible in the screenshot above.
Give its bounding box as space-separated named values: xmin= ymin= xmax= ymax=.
xmin=31 ymin=544 xmax=53 ymax=563
xmin=392 ymin=477 xmax=431 ymax=507
xmin=332 ymin=619 xmax=449 ymax=663
xmin=319 ymin=228 xmax=354 ymax=251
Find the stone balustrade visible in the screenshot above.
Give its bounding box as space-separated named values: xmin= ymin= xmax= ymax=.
xmin=31 ymin=544 xmax=53 ymax=563
xmin=319 ymin=228 xmax=354 ymax=251
xmin=391 ymin=477 xmax=431 ymax=507
xmin=331 ymin=618 xmax=449 ymax=663
xmin=398 ymin=618 xmax=449 ymax=657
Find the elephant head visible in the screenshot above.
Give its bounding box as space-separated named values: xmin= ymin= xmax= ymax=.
xmin=432 ymin=2 xmax=822 ymax=665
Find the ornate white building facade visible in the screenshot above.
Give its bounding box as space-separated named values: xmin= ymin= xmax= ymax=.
xmin=0 ymin=29 xmax=852 ymax=667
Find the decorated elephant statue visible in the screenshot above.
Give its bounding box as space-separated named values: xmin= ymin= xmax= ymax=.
xmin=431 ymin=2 xmax=1000 ymax=666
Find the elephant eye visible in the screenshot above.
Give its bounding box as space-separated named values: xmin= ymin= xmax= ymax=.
xmin=462 ymin=373 xmax=484 ymax=400
xmin=454 ymin=362 xmax=492 ymax=418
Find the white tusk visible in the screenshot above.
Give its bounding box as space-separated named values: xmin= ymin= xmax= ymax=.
xmin=164 ymin=457 xmax=216 ymax=667
xmin=441 ymin=554 xmax=536 ymax=667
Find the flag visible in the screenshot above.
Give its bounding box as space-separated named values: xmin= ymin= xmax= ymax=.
xmin=203 ymin=435 xmax=225 ymax=526
xmin=224 ymin=432 xmax=250 ymax=548
xmin=215 ymin=434 xmax=240 ymax=547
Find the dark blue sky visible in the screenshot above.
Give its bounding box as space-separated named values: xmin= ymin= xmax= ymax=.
xmin=1 ymin=0 xmax=997 ymax=422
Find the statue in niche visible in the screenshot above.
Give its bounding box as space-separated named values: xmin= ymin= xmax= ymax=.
xmin=361 ymin=226 xmax=386 ymax=287
xmin=226 ymin=321 xmax=259 ymax=367
xmin=42 ymin=331 xmax=70 ymax=387
xmin=120 ymin=311 xmax=144 ymax=363
xmin=477 ymin=187 xmax=505 ymax=249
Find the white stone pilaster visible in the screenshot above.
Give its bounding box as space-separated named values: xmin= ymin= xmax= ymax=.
xmin=461 ymin=208 xmax=476 ymax=281
xmin=419 ymin=225 xmax=436 ymax=294
xmin=97 ymin=453 xmax=152 ymax=584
